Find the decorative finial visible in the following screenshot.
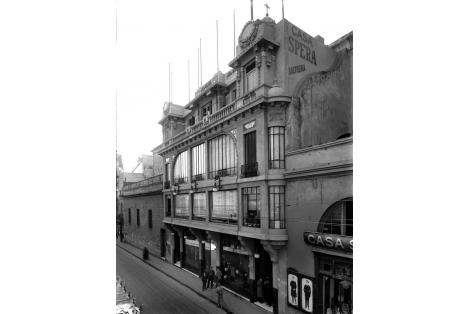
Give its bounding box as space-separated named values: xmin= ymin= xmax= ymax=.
xmin=264 ymin=3 xmax=270 ymax=16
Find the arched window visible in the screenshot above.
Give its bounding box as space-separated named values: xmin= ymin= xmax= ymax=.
xmin=173 ymin=150 xmax=189 ymax=184
xmin=318 ymin=198 xmax=353 ymax=236
xmin=208 ymin=134 xmax=237 ymax=178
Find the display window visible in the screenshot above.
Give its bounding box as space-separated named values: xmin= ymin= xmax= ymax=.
xmin=319 ymin=256 xmax=352 ymax=314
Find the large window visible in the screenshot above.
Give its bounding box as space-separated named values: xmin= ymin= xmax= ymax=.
xmin=245 ymin=61 xmax=257 ymax=92
xmin=269 ymin=127 xmax=285 ymax=169
xmin=175 ymin=194 xmax=190 ymax=218
xmin=210 ymin=190 xmax=238 ymax=224
xmin=192 ymin=192 xmax=207 ymax=220
xmin=201 ymin=102 xmax=212 ymax=118
xmin=269 ymin=186 xmax=285 ymax=228
xmin=318 ymin=198 xmax=353 ymax=236
xmin=242 ymin=187 xmax=260 ymax=227
xmin=191 ymin=143 xmax=206 ymax=181
xmin=174 ymin=150 xmax=189 ymax=184
xmin=208 ymin=134 xmax=237 ymax=178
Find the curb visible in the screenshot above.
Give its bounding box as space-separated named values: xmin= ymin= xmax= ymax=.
xmin=117 ymin=243 xmax=230 ymax=313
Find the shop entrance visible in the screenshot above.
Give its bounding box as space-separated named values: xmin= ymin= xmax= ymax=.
xmin=318 ymin=256 xmax=352 ymax=314
xmin=255 ymin=242 xmax=273 ymax=306
xmin=173 ymin=232 xmax=181 ymax=265
xmin=220 ymin=235 xmax=251 ymax=298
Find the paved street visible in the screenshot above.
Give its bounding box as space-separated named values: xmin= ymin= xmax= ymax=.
xmin=117 ymin=246 xmax=225 ymax=314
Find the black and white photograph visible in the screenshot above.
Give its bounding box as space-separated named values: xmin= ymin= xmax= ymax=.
xmin=4 ymin=0 xmax=470 ymax=314
xmin=115 ymin=0 xmax=352 ymax=313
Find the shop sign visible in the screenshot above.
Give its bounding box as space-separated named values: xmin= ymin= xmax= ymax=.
xmin=243 ymin=120 xmax=256 ymax=130
xmin=287 ymin=269 xmax=314 ymax=313
xmin=303 ymin=232 xmax=353 ymax=254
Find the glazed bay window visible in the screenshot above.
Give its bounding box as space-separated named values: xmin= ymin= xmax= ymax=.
xmin=242 ymin=187 xmax=260 ymax=227
xmin=174 ymin=150 xmax=189 ymax=184
xmin=245 ymin=61 xmax=257 ymax=92
xmin=191 ymin=142 xmax=206 ymax=181
xmin=268 ymin=127 xmax=285 ymax=169
xmin=210 ymin=190 xmax=238 ymax=224
xmin=175 ymin=194 xmax=190 ymax=218
xmin=192 ymin=192 xmax=207 ymax=221
xmin=269 ymin=186 xmax=285 ymax=228
xmin=208 ymin=134 xmax=237 ymax=179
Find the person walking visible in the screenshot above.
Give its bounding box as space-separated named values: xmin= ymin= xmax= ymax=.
xmin=215 ymin=267 xmax=223 ymax=285
xmin=216 ymin=283 xmax=224 ymax=308
xmin=201 ymin=270 xmax=208 ymax=291
xmin=257 ymin=277 xmax=264 ymax=303
xmin=208 ymin=267 xmax=215 ymax=289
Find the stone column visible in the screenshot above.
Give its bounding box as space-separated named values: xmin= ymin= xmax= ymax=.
xmin=261 ymin=240 xmax=287 ymax=314
xmin=206 ymin=231 xmax=221 ymax=269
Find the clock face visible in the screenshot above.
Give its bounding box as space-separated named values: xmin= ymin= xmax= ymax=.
xmin=240 ymin=22 xmax=255 ymax=42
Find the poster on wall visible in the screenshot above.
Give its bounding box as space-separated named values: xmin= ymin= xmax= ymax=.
xmin=301 ymin=277 xmax=313 ymax=313
xmin=287 ymin=273 xmax=299 ymax=307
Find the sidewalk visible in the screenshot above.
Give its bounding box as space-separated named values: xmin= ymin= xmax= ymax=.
xmin=117 ymin=241 xmax=271 ymax=314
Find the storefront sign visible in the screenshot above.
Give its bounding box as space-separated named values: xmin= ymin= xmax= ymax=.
xmin=288 ymin=64 xmax=306 ymax=75
xmin=288 ymin=25 xmax=317 ymax=66
xmin=243 ymin=120 xmax=256 ymax=130
xmin=303 ymin=232 xmax=353 ymax=254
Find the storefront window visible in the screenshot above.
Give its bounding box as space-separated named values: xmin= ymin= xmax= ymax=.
xmin=269 ymin=186 xmax=285 ymax=228
xmin=318 ymin=198 xmax=353 ymax=236
xmin=319 ymin=257 xmax=353 ymax=314
xmin=175 ymin=194 xmax=190 ymax=218
xmin=242 ymin=187 xmax=260 ymax=227
xmin=192 ymin=192 xmax=207 ymax=220
xmin=210 ymin=190 xmax=238 ymax=224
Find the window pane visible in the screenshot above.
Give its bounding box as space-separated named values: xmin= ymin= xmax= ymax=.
xmin=175 ymin=194 xmax=190 ymax=217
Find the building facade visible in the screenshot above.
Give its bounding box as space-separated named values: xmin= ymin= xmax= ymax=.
xmin=154 ymin=13 xmax=352 ymax=314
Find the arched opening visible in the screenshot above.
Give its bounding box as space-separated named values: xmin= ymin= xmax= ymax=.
xmin=318 ymin=198 xmax=353 ymax=236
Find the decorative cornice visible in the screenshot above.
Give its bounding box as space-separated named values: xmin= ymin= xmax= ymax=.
xmin=286 ymin=137 xmax=352 ymax=157
xmin=284 ymin=162 xmax=352 ymax=180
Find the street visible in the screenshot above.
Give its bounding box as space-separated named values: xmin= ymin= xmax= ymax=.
xmin=116 ymin=246 xmax=225 ymax=314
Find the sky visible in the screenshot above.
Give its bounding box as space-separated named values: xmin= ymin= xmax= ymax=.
xmin=117 ymin=0 xmax=354 ymax=172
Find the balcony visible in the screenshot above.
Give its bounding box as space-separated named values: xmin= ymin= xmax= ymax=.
xmin=121 ymin=174 xmax=163 ymax=196
xmin=207 ymin=167 xmax=237 ymax=179
xmin=243 ymin=217 xmax=260 ymax=228
xmin=241 ymin=162 xmax=258 ymax=178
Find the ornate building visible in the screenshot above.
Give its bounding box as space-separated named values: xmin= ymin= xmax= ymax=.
xmin=154 ymin=12 xmax=352 ymax=314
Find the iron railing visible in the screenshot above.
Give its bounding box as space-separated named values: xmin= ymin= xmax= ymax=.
xmin=243 ymin=217 xmax=260 ymax=228
xmin=241 ymin=162 xmax=258 ymax=178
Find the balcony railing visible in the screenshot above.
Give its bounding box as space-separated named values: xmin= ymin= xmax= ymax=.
xmin=176 ymin=177 xmax=189 ymax=184
xmin=191 ymin=174 xmax=205 ymax=182
xmin=207 ymin=167 xmax=237 ymax=179
xmin=210 ymin=216 xmax=238 ymax=225
xmin=122 ymin=174 xmax=163 ymax=192
xmin=241 ymin=162 xmax=258 ymax=178
xmin=243 ymin=217 xmax=260 ymax=228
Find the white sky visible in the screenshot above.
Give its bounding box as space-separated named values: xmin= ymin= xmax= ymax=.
xmin=117 ymin=0 xmax=354 ymax=171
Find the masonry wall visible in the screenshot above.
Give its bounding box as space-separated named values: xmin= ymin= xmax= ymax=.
xmin=122 ymin=193 xmax=165 ymax=256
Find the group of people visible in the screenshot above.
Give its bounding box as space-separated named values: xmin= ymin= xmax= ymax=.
xmin=256 ymin=276 xmax=272 ymax=305
xmin=326 ymin=302 xmax=352 ymax=314
xmin=201 ymin=267 xmax=224 ymax=308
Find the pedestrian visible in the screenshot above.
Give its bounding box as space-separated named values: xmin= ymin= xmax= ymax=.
xmin=264 ymin=276 xmax=271 ymax=306
xmin=215 ymin=267 xmax=223 ymax=285
xmin=216 ymin=283 xmax=224 ymax=308
xmin=201 ymin=270 xmax=208 ymax=291
xmin=257 ymin=277 xmax=264 ymax=302
xmin=208 ymin=267 xmax=215 ymax=289
xmin=119 ymin=231 xmax=124 ymax=242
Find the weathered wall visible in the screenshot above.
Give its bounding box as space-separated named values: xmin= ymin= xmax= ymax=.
xmin=287 ymin=49 xmax=352 ymax=151
xmin=122 ymin=193 xmax=165 ymax=256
